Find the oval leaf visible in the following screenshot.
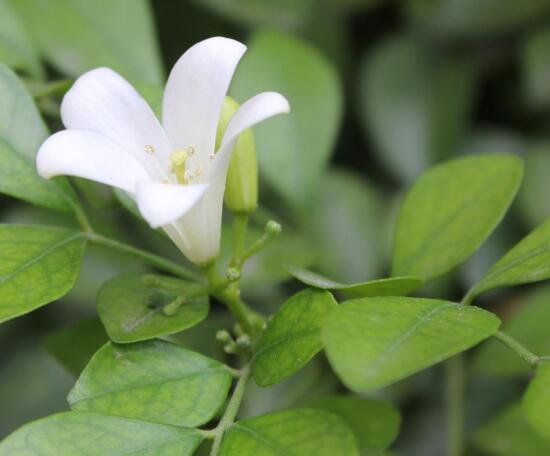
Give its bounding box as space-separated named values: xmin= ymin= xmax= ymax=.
xmin=523 ymin=361 xmax=550 ymax=440
xmin=97 ymin=273 xmax=209 ymax=343
xmin=392 ymin=154 xmax=523 ymax=280
xmin=0 ymin=412 xmax=202 ymax=455
xmin=68 ymin=339 xmax=232 ymax=427
xmin=287 ymin=265 xmax=423 ymax=297
xmin=231 ymin=30 xmax=342 ymax=207
xmin=219 ymin=409 xmax=359 ymax=456
xmin=0 ymin=225 xmax=86 ymax=323
xmin=470 ymin=217 xmax=550 ymax=298
xmin=252 ymin=288 xmax=337 ymax=386
xmin=323 ymin=296 xmax=500 ymax=392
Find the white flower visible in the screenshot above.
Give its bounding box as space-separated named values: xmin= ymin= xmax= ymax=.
xmin=36 ymin=37 xmax=290 ymax=265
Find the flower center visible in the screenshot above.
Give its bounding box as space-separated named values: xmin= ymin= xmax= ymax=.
xmin=169 ymin=146 xmax=198 ymax=184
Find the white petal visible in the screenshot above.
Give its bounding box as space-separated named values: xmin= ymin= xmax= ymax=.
xmin=210 ymin=91 xmax=290 ymax=179
xmin=162 ymin=37 xmax=246 ymax=171
xmin=61 ymin=67 xmax=173 ymax=180
xmin=37 ymin=130 xmax=149 ymax=193
xmin=135 ymin=181 xmax=208 ymax=228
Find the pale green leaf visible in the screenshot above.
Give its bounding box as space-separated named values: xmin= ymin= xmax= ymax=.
xmin=523 ymin=362 xmax=550 ymax=440
xmin=231 ymin=30 xmax=342 ymax=206
xmin=323 ymin=297 xmax=500 ymax=392
xmin=287 ymin=265 xmax=423 ymax=298
xmin=393 ymin=154 xmax=523 ymax=280
xmin=0 ymin=412 xmax=202 ymax=455
xmin=68 ymin=340 xmax=232 ymax=427
xmin=219 ymin=409 xmax=359 ymax=456
xmin=97 ymin=273 xmax=209 ymax=343
xmin=0 ymin=225 xmax=86 ymax=323
xmin=252 ymin=288 xmax=337 ymax=386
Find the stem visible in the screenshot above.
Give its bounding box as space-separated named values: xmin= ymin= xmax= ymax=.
xmin=87 ymin=233 xmax=200 ymax=280
xmin=445 ymin=355 xmax=465 ymax=456
xmin=240 ymin=220 xmax=281 ymax=263
xmin=210 ymin=366 xmax=250 ymax=455
xmin=231 ymin=215 xmax=249 ymax=266
xmin=493 ymin=330 xmax=539 ymax=368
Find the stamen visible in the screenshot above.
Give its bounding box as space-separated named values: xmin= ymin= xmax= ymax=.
xmin=144 ymin=144 xmax=155 ymax=154
xmin=184 ymin=170 xmax=195 ymax=182
xmin=187 ymin=146 xmax=195 ymax=157
xmin=208 ymin=154 xmax=216 ymax=161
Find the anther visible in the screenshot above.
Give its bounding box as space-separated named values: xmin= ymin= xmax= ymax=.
xmin=184 ymin=170 xmax=194 ymax=182
xmin=144 ymin=144 xmax=155 ymax=154
xmin=208 ymin=154 xmax=216 ymax=161
xmin=187 ymin=146 xmax=195 ymax=157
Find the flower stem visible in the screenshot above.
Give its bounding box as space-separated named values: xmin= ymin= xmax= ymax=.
xmin=445 ymin=355 xmax=465 ymax=456
xmin=209 ymin=366 xmax=250 ymax=455
xmin=493 ymin=330 xmax=539 ymax=368
xmin=240 ymin=220 xmax=281 ymax=263
xmin=231 ymin=215 xmax=249 ymax=266
xmin=87 ymin=233 xmax=200 ymax=280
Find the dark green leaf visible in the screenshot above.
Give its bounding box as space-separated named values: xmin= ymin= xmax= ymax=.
xmin=219 ymin=409 xmax=359 ymax=456
xmin=287 ymin=265 xmax=423 ymax=297
xmin=323 ymin=297 xmax=500 ymax=392
xmin=523 ymin=362 xmax=550 ymax=440
xmin=0 ymin=64 xmax=76 ymax=211
xmin=231 ymin=30 xmax=342 ymax=206
xmin=9 ymin=0 xmax=162 ymax=85
xmin=0 ymin=412 xmax=202 ymax=455
xmin=0 ymin=225 xmax=86 ymax=323
xmin=97 ymin=273 xmax=209 ymax=343
xmin=523 ymin=28 xmax=550 ymax=108
xmin=393 ymin=154 xmax=523 ymax=280
xmin=252 ymin=288 xmax=337 ymax=386
xmin=68 ymin=340 xmax=232 ymax=427
xmin=308 ymin=395 xmax=401 ymax=455
xmin=45 ymin=319 xmax=107 ymax=376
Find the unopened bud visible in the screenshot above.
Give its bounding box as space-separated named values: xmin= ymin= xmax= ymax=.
xmin=265 ymin=220 xmax=282 ymax=236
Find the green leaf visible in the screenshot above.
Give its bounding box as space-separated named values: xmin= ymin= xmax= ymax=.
xmin=231 ymin=30 xmax=342 ymax=206
xmin=97 ymin=273 xmax=209 ymax=343
xmin=523 ymin=28 xmax=550 ymax=108
xmin=0 ymin=225 xmax=86 ymax=323
xmin=470 ymin=217 xmax=550 ymax=298
xmin=0 ymin=412 xmax=202 ymax=455
xmin=0 ymin=0 xmax=42 ymax=77
xmin=45 ymin=319 xmax=108 ymax=376
xmin=308 ymin=395 xmax=401 ymax=455
xmin=0 ymin=64 xmax=76 ymax=211
xmin=68 ymin=340 xmax=232 ymax=427
xmin=474 ymin=403 xmax=550 ymax=456
xmin=523 ymin=362 xmax=550 ymax=440
xmin=8 ymin=0 xmax=163 ymax=85
xmin=219 ymin=409 xmax=359 ymax=455
xmin=252 ymin=288 xmax=337 ymax=386
xmin=287 ymin=265 xmax=423 ymax=298
xmin=323 ymin=297 xmax=500 ymax=392
xmin=358 ymin=36 xmax=476 ymax=181
xmin=392 ymin=154 xmax=523 ymax=280
xmin=474 ymin=286 xmax=550 ymax=377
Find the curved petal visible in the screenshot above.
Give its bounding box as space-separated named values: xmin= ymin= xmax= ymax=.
xmin=37 ymin=130 xmax=149 ymax=193
xmin=135 ymin=181 xmax=208 ymax=228
xmin=61 ymin=67 xmax=173 ymax=180
xmin=162 ymin=37 xmax=246 ymax=173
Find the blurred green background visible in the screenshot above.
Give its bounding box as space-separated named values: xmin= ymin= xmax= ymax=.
xmin=2 ymin=0 xmax=550 ymax=454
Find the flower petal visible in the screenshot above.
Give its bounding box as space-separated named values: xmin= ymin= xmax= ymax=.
xmin=135 ymin=181 xmax=208 ymax=228
xmin=61 ymin=67 xmax=173 ymax=180
xmin=162 ymin=37 xmax=246 ymax=172
xmin=37 ymin=130 xmax=149 ymax=193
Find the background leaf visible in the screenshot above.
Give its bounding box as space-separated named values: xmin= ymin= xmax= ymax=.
xmin=68 ymin=340 xmax=232 ymax=427
xmin=252 ymin=288 xmax=337 ymax=386
xmin=0 ymin=225 xmax=86 ymax=323
xmin=523 ymin=361 xmax=550 ymax=440
xmin=323 ymin=297 xmax=500 ymax=392
xmin=392 ymin=154 xmax=523 ymax=280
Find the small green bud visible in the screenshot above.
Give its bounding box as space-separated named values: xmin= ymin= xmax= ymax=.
xmin=216 ymin=96 xmax=258 ymax=214
xmin=265 ymin=220 xmax=282 ymax=236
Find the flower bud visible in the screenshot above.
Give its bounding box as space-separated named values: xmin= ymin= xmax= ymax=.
xmin=216 ymin=96 xmax=258 ymax=214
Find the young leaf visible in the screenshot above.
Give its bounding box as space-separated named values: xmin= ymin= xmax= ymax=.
xmin=251 ymin=288 xmax=337 ymax=386
xmin=323 ymin=297 xmax=500 ymax=392
xmin=0 ymin=64 xmax=76 ymax=211
xmin=393 ymin=154 xmax=523 ymax=280
xmin=219 ymin=409 xmax=359 ymax=456
xmin=8 ymin=0 xmax=163 ymax=85
xmin=97 ymin=273 xmax=209 ymax=343
xmin=68 ymin=340 xmax=232 ymax=427
xmin=45 ymin=319 xmax=108 ymax=376
xmin=0 ymin=412 xmax=202 ymax=455
xmin=523 ymin=362 xmax=550 ymax=440
xmin=474 ymin=403 xmax=550 ymax=456
xmin=469 ymin=217 xmax=550 ymax=299
xmin=287 ymin=265 xmax=423 ymax=297
xmin=0 ymin=225 xmax=86 ymax=323
xmin=231 ymin=30 xmax=342 ymax=207
xmin=308 ymin=395 xmax=401 ymax=454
